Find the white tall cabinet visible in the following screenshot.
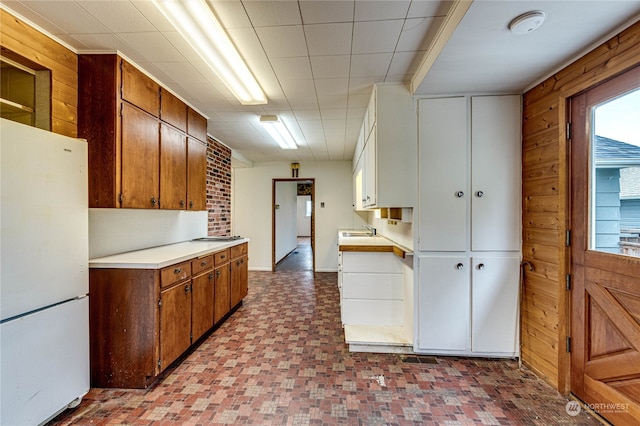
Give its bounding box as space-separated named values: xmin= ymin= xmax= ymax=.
xmin=416 ymin=95 xmax=521 ymax=357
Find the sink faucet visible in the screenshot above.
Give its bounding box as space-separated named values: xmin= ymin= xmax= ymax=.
xmin=363 ymin=224 xmax=376 ymax=236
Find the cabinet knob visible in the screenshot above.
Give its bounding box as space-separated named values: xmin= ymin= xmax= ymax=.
xmin=216 ymin=270 xmax=221 ymax=278
xmin=180 ymin=199 xmax=186 ymax=207
xmin=477 ymin=263 xmax=485 ymax=270
xmin=455 ymin=191 xmax=464 ymax=198
xmin=151 ymin=196 xmax=158 ymax=207
xmin=174 ymin=267 xmax=182 ymax=274
xmin=476 ymin=190 xmax=484 ymax=198
xmin=184 ymin=284 xmax=191 ymax=294
xmin=209 ymin=273 xmax=214 ymax=280
xmin=189 ymin=200 xmax=194 ymax=208
xmin=201 ymin=260 xmax=208 ymax=267
xmin=456 ymin=263 xmax=464 ymax=270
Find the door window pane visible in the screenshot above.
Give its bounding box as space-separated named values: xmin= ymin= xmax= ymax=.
xmin=592 ymin=88 xmax=640 ymax=257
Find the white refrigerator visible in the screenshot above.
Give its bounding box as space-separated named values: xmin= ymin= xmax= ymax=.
xmin=0 ymin=119 xmax=90 ymax=425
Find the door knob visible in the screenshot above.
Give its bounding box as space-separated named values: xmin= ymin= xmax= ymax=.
xmin=476 ymin=190 xmax=484 ymax=198
xmin=455 ymin=191 xmax=464 ymax=198
xmin=477 ymin=263 xmax=485 ymax=270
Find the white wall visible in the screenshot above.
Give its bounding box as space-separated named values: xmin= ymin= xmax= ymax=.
xmin=297 ymin=195 xmax=311 ymax=236
xmin=233 ymin=161 xmax=356 ymax=272
xmin=89 ymin=209 xmax=207 ymax=258
xmin=275 ymin=181 xmax=298 ymax=262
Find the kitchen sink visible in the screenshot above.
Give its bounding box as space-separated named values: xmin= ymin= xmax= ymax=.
xmin=341 ymin=231 xmax=375 ymax=237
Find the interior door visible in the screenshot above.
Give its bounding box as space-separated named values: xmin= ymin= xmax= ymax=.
xmin=570 ymin=65 xmax=640 ymax=425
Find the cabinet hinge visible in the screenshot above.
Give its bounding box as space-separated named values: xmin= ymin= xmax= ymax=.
xmin=119 ymin=60 xmax=123 ymax=99
xmin=566 ymin=274 xmax=571 ymax=290
xmin=158 ymin=359 xmax=161 ymax=369
xmin=119 ymin=193 xmax=123 ymax=204
xmin=566 ymin=230 xmax=571 ymax=247
xmin=566 ymin=122 xmax=572 ymax=140
xmin=566 ymin=336 xmax=571 ymax=353
xmin=158 ymin=298 xmax=162 ymax=308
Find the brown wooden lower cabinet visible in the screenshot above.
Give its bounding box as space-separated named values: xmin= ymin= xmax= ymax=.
xmin=89 ymin=243 xmax=248 ymax=389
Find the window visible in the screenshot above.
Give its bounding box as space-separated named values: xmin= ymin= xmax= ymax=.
xmin=1 ymin=56 xmax=51 ymax=130
xmin=591 ymin=88 xmax=640 ymax=257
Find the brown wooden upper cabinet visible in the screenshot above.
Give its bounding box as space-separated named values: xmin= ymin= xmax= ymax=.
xmin=78 ymin=54 xmax=207 ymax=210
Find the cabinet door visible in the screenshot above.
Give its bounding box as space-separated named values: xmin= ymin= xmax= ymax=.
xmin=418 ymin=97 xmax=467 ymax=251
xmin=471 ymin=255 xmax=520 ymax=354
xmin=121 ymin=59 xmax=160 ymax=117
xmin=417 ymin=254 xmax=469 ymax=352
xmin=363 ymin=131 xmax=376 ymax=207
xmin=191 ymin=272 xmax=214 ymax=342
xmin=121 ymin=103 xmax=160 ymax=209
xmin=187 ymin=138 xmax=207 ymax=210
xmin=160 ymin=88 xmax=187 ymax=131
xmin=160 ymin=123 xmax=187 ymax=209
xmin=160 ymin=282 xmax=192 ymax=370
xmin=214 ymin=264 xmax=230 ymax=323
xmin=230 ymin=255 xmax=248 ymax=307
xmin=471 ymin=96 xmax=521 ymax=251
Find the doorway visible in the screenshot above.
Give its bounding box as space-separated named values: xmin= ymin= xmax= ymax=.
xmin=569 ymin=65 xmax=640 ymax=424
xmin=272 ymin=178 xmax=315 ymax=272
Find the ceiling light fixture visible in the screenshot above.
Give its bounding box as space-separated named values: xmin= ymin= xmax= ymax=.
xmin=260 ymin=115 xmax=297 ymax=150
xmin=153 ymin=0 xmax=267 ymax=105
xmin=509 ymin=11 xmax=546 ymax=35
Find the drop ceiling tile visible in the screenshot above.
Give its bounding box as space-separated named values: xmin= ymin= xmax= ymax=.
xmin=79 ymin=1 xmax=155 ymax=33
xmin=354 ymin=0 xmax=410 ymax=21
xmin=162 ymin=31 xmax=203 ymax=62
xmin=352 ymin=20 xmax=404 ymax=54
xmin=388 ymin=50 xmax=420 ymax=76
xmin=320 ymin=108 xmax=347 ymax=120
xmin=407 ymin=0 xmax=448 ymax=18
xmin=348 ymin=76 xmax=379 ymax=94
xmin=117 ymin=31 xmax=184 ymax=62
xmin=318 ymin=94 xmax=348 ymax=109
xmin=255 ymin=25 xmax=308 ymax=58
xmin=347 ymin=93 xmax=370 ymax=109
xmin=304 ymin=23 xmax=353 ymax=56
xmin=20 ymin=0 xmax=111 ymax=34
xmin=310 ymin=55 xmax=350 ymax=79
xmin=350 ymin=53 xmax=393 ymax=78
xmin=1 ymin=1 xmax=67 ymax=35
xmin=270 ymin=57 xmax=313 ymax=81
xmin=130 ymin=0 xmax=175 ymax=31
xmin=295 ymin=109 xmax=322 ymax=121
xmin=263 ymin=97 xmax=292 ymax=110
xmin=384 ymin=74 xmax=410 ymax=83
xmin=242 ymin=0 xmax=302 ymax=27
xmin=226 ymin=27 xmax=267 ymax=59
xmin=299 ymin=0 xmax=354 ymax=24
xmin=154 ymin=61 xmax=208 ymax=85
xmin=397 ymin=17 xmax=439 ymax=52
xmin=280 ymin=79 xmax=317 ymax=99
xmin=208 ymin=0 xmax=253 ymax=29
xmin=315 ymin=78 xmax=349 ymax=96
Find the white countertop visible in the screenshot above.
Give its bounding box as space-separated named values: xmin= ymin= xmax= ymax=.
xmin=89 ymin=238 xmax=249 ymax=269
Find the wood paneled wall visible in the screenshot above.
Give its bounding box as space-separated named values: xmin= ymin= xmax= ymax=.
xmin=522 ymin=20 xmax=640 ymax=393
xmin=0 ymin=9 xmax=78 ymax=137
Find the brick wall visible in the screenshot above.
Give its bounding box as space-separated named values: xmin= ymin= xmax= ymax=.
xmin=206 ymin=137 xmax=232 ymax=236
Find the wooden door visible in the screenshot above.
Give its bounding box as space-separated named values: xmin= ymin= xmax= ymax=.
xmin=187 ymin=138 xmax=207 ymax=210
xmin=231 ymin=255 xmax=248 ymax=307
xmin=191 ymin=272 xmax=214 ymax=342
xmin=570 ymin=66 xmax=640 ymax=425
xmin=160 ymin=123 xmax=187 ymax=209
xmin=160 ymin=282 xmax=191 ymax=370
xmin=214 ymin=264 xmax=230 ymax=324
xmin=121 ymin=103 xmax=159 ymax=208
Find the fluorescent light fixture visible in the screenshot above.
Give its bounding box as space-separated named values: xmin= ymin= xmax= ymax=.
xmin=260 ymin=115 xmax=297 ymax=150
xmin=153 ymin=0 xmax=267 ymax=105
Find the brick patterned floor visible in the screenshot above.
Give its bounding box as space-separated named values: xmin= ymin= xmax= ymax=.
xmin=49 ymin=271 xmax=599 ymax=425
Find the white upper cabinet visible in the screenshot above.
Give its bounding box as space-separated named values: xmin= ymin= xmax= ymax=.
xmin=352 ymin=84 xmax=416 ymax=210
xmin=418 ymin=97 xmax=468 ymax=251
xmin=418 ymin=95 xmax=521 ymax=252
xmin=471 ymin=96 xmax=521 ymax=251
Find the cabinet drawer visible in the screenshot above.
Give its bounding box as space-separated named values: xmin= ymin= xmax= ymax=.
xmin=214 ymin=249 xmax=230 ymax=266
xmin=342 ymin=252 xmax=402 ymax=273
xmin=161 ymin=260 xmax=191 ymax=288
xmin=192 ymin=254 xmax=213 ymax=275
xmin=230 ymin=243 xmax=247 ymax=259
xmin=342 ymin=273 xmax=403 ymax=300
xmin=341 ymin=300 xmax=403 ymax=326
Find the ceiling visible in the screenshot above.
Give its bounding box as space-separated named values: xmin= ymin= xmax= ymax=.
xmin=3 ymin=1 xmax=640 ymax=166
